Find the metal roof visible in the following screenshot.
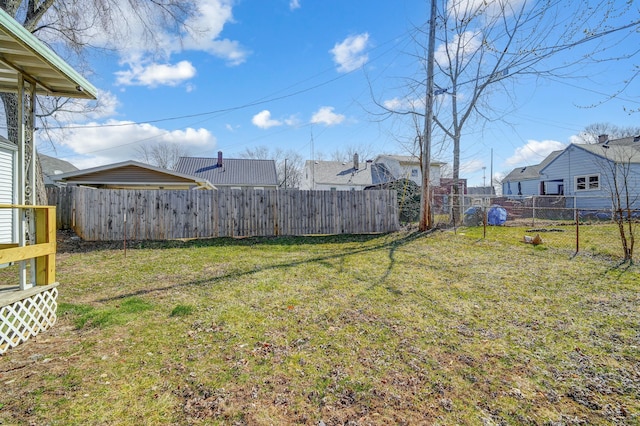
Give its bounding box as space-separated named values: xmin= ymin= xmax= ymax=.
xmin=175 ymin=157 xmax=279 ymax=187
xmin=0 ymin=8 xmax=97 ymax=99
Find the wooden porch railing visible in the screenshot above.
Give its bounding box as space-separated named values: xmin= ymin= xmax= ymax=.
xmin=0 ymin=205 xmax=56 ymax=286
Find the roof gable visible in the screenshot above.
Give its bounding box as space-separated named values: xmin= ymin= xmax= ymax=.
xmin=504 ymin=150 xmax=563 ymax=182
xmin=53 ymin=160 xmax=212 ymax=187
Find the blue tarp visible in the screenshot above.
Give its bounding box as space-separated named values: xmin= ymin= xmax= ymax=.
xmin=487 ymin=205 xmax=507 ymax=225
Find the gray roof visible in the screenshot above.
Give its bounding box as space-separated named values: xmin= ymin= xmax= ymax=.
xmin=39 ymin=153 xmax=78 ymax=186
xmin=503 ymin=150 xmax=563 ymax=182
xmin=375 ymin=154 xmax=447 ymax=166
xmin=175 ymin=157 xmax=278 ymax=187
xmin=572 ymin=140 xmax=640 ymax=164
xmin=467 ymin=186 xmax=495 ymax=195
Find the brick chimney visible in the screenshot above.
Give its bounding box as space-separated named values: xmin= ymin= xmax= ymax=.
xmin=217 ymin=151 xmax=223 ymax=167
xmin=353 ymin=153 xmax=359 ymax=170
xmin=598 ymin=134 xmax=608 ymax=144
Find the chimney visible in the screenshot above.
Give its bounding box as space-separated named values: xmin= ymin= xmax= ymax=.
xmin=598 ymin=134 xmax=608 ymax=144
xmin=217 ymin=151 xmax=223 ymax=167
xmin=353 ymin=153 xmax=359 ymax=170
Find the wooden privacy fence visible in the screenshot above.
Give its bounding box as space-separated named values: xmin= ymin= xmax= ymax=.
xmin=47 ymin=187 xmax=399 ymax=241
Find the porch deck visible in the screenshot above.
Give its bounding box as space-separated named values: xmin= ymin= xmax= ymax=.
xmin=0 ymin=205 xmax=58 ymax=354
xmin=0 ymin=283 xmax=59 ymax=354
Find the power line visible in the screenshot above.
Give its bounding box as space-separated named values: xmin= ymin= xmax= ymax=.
xmin=44 ymin=29 xmax=417 ymax=131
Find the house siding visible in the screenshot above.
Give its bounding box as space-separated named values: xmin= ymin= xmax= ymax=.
xmin=0 ymin=140 xmax=16 ymax=243
xmin=502 ymin=178 xmax=539 ymax=198
xmin=541 ymin=144 xmax=640 ymax=210
xmin=64 ymin=165 xmax=196 ymax=185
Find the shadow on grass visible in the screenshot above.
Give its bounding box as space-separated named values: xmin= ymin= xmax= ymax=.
xmin=57 ymin=231 xmax=387 ymax=254
xmin=96 ymin=230 xmax=430 ymax=303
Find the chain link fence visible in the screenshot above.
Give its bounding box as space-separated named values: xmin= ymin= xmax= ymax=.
xmin=400 ymin=193 xmax=638 ymax=262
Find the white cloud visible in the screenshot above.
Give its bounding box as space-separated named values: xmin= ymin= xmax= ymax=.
xmin=46 ymin=120 xmax=216 ymax=169
xmin=447 ymin=0 xmax=528 ymax=25
xmin=85 ymin=0 xmax=249 ymax=88
xmin=252 ymin=110 xmax=283 ymax=129
xmin=116 ymin=60 xmax=196 ymax=87
xmin=435 ymin=31 xmax=482 ymax=68
xmin=180 ymin=0 xmax=250 ymax=66
xmin=330 ymin=33 xmax=370 ymax=73
xmin=49 ymin=89 xmax=120 ymax=123
xmin=460 ymin=159 xmax=485 ymax=174
xmin=284 ymin=115 xmax=302 ymax=127
xmin=505 ymin=139 xmax=566 ymax=167
xmin=383 ymin=97 xmax=424 ymax=111
xmin=36 ymin=0 xmax=249 ymax=76
xmin=290 ymin=0 xmax=301 ymax=10
xmin=311 ymin=106 xmax=345 ymax=126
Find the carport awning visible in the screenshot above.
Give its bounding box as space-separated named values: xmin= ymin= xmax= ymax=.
xmin=0 ymin=7 xmax=97 ymax=99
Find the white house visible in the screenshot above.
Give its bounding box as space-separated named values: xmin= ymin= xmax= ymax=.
xmin=502 ymin=150 xmax=563 ymax=198
xmin=539 ymin=137 xmax=640 ymax=210
xmin=374 ymin=155 xmax=445 ymax=187
xmin=301 ymin=153 xmax=446 ymax=191
xmin=503 ymin=135 xmax=640 ymax=210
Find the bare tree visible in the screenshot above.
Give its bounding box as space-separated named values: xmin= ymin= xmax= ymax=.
xmin=576 ymin=123 xmax=640 ymax=144
xmin=595 ymin=143 xmax=639 ymax=263
xmin=240 ymin=146 xmax=303 ymax=189
xmin=329 ymin=144 xmax=376 ymax=163
xmin=136 ymin=141 xmax=190 ymax=170
xmin=0 ymin=0 xmax=198 ymax=203
xmin=383 ymin=0 xmax=639 ymax=225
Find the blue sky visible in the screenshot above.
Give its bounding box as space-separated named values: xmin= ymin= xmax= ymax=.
xmin=35 ymin=0 xmax=639 ymax=187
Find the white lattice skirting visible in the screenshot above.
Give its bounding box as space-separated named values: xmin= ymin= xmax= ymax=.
xmin=0 ymin=286 xmax=58 ymax=354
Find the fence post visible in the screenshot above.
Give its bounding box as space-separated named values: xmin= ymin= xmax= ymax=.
xmin=574 ymin=196 xmax=579 ymax=255
xmin=483 ymin=205 xmax=487 ymax=239
xmin=532 ymin=196 xmax=536 ymax=227
xmin=575 ymin=207 xmax=579 ymax=255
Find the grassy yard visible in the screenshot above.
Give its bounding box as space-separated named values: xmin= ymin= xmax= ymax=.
xmin=1 ymin=227 xmax=638 ymax=425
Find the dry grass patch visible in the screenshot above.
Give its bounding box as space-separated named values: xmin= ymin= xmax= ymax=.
xmin=0 ymin=230 xmax=638 ymax=425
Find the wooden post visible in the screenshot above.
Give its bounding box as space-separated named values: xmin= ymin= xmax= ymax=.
xmin=34 ymin=206 xmax=55 ymax=285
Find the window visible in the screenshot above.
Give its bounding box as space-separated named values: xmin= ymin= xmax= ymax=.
xmin=411 ymin=168 xmax=419 ymax=177
xmin=575 ymin=174 xmax=600 ymax=191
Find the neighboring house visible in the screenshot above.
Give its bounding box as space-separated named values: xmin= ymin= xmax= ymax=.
xmin=502 ymin=135 xmax=640 ymax=210
xmin=301 ymin=153 xmax=446 ymax=191
xmin=175 ymin=151 xmax=278 ymax=190
xmin=300 ymin=154 xmax=392 ymax=191
xmin=374 ymin=154 xmax=445 ymax=187
xmin=39 ymin=153 xmax=78 ymax=187
xmin=539 ymin=136 xmax=640 ymax=210
xmin=502 ymin=150 xmax=563 ymax=198
xmin=466 ymin=186 xmax=496 ymax=206
xmin=53 ymin=160 xmax=214 ymax=190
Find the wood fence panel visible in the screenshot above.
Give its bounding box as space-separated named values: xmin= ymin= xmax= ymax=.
xmin=48 ymin=187 xmax=398 ymax=241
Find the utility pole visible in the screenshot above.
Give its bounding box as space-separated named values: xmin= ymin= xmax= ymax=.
xmin=419 ymin=0 xmax=437 ymax=231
